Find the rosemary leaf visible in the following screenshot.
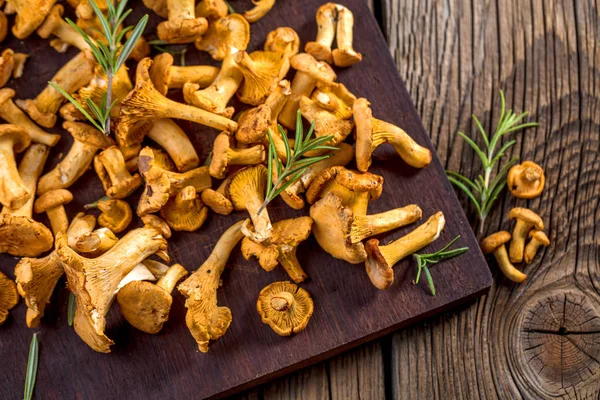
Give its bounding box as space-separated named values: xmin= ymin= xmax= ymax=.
xmin=225 ymin=0 xmax=236 ymax=14
xmin=23 ymin=333 xmax=39 ymax=400
xmin=67 ymin=292 xmax=76 ymax=326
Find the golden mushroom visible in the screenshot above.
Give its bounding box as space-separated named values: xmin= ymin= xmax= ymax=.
xmin=0 ymin=49 xmax=14 ymax=87
xmin=159 ymin=186 xmax=208 ymax=231
xmin=75 ymin=227 xmax=118 ymax=258
xmin=85 ymin=198 xmax=132 ymax=233
xmin=244 ymin=0 xmax=276 ymax=23
xmin=157 ymin=0 xmax=208 ymax=43
xmin=209 ymin=132 xmax=265 ymax=179
xmin=331 ymin=4 xmax=362 ymax=67
xmin=481 ymin=231 xmax=526 ymax=283
xmin=201 ymin=173 xmax=235 ymax=216
xmin=195 ymin=13 xmax=250 ymax=61
xmin=311 ymin=81 xmax=356 ymax=120
xmin=142 ymin=0 xmax=168 ymax=18
xmin=0 ymin=124 xmax=31 ymax=209
xmin=34 ymin=189 xmax=73 ymax=236
xmin=8 ymin=0 xmax=56 ymax=39
xmin=256 ymin=281 xmax=313 ymax=336
xmin=94 ymin=146 xmax=143 ymax=199
xmin=507 ymin=161 xmax=545 ymax=199
xmin=264 ymin=27 xmax=300 ymax=57
xmin=0 ymin=271 xmax=18 ymax=325
xmin=150 ymin=52 xmax=219 ymax=95
xmin=36 ymin=4 xmax=91 ymax=52
xmin=305 ymin=3 xmax=336 ymax=63
xmin=524 ymin=230 xmax=550 ymax=264
xmin=299 ymin=96 xmax=354 ymax=154
xmin=235 ymin=50 xmax=290 ymax=106
xmin=195 ymin=0 xmax=228 ymax=20
xmin=508 ymin=207 xmax=544 ymax=264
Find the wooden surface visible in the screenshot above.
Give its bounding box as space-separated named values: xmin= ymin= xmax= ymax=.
xmin=237 ymin=0 xmax=600 ymax=399
xmin=0 ymin=0 xmax=492 ymax=399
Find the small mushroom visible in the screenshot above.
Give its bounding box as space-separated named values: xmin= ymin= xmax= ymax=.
xmin=195 ymin=14 xmax=250 ymax=61
xmin=8 ymin=0 xmax=56 ymax=39
xmin=0 ymin=271 xmax=18 ymax=325
xmin=244 ymin=0 xmax=275 ymax=22
xmin=481 ymin=231 xmax=526 ymax=283
xmin=195 ymin=0 xmax=227 ymax=20
xmin=508 ymin=207 xmax=544 ymax=264
xmin=242 ymin=216 xmax=313 ymax=282
xmin=507 ymin=161 xmax=545 ymax=199
xmin=524 ymin=230 xmax=550 ymax=264
xmin=75 ymin=227 xmax=118 ymax=258
xmin=0 ymin=9 xmax=7 ymax=43
xmin=305 ymin=3 xmax=336 ymax=63
xmin=118 ymin=58 xmax=238 ymax=145
xmin=66 ymin=212 xmax=97 ymax=248
xmin=0 ymin=89 xmax=61 ymax=146
xmin=226 ymin=165 xmax=273 ymax=243
xmin=11 ymin=52 xmax=28 ymax=79
xmin=142 ymin=0 xmax=168 ymax=18
xmin=312 ymin=81 xmax=356 ymax=120
xmin=84 ymin=198 xmax=132 ymax=233
xmin=256 ymin=281 xmax=313 ymax=336
xmin=144 ymin=119 xmax=200 ymax=172
xmin=299 ymin=96 xmax=353 ymax=154
xmin=160 ymin=186 xmax=208 ymax=231
xmin=56 ymin=223 xmax=169 ymax=352
xmin=137 ymin=147 xmax=212 ymax=216
xmin=178 ymin=220 xmax=245 ymax=352
xmin=183 ymin=52 xmax=243 ymax=118
xmin=150 ymin=52 xmax=219 ymax=95
xmin=210 ymin=132 xmax=265 ymax=179
xmin=16 ymin=50 xmax=96 ymax=128
xmin=34 ymin=189 xmax=73 ymax=236
xmin=279 ymin=53 xmax=336 ymax=129
xmin=234 ymin=50 xmax=290 ymax=106
xmin=94 ymin=146 xmax=142 ymax=199
xmin=306 ymin=166 xmax=384 ymax=216
xmin=201 ymin=173 xmax=234 ymax=215
xmin=332 ymin=5 xmax=362 ymax=67
xmin=157 ymin=0 xmax=208 ymax=44
xmin=117 ymin=263 xmax=188 ymax=334
xmin=264 ymin=27 xmax=300 ymax=57
xmin=37 ymin=121 xmax=114 ymax=195
xmin=0 ymin=144 xmax=53 ymax=257
xmin=0 ymin=124 xmax=31 ymax=209
xmin=353 ymin=98 xmax=431 ymax=171
xmin=0 ymin=49 xmax=13 ymax=87
xmin=37 ymin=5 xmax=91 ymax=52
xmin=66 ymin=0 xmax=102 ymax=20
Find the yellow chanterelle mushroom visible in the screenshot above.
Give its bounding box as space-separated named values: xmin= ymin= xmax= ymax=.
xmin=256 ymin=281 xmax=313 ymax=336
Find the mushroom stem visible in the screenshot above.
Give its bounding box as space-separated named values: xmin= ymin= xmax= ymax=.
xmin=0 ymin=89 xmax=61 ymax=146
xmin=193 ymin=220 xmax=243 ymax=268
xmin=156 ymin=263 xmax=188 ymax=293
xmin=169 ymin=65 xmax=220 ymax=89
xmin=279 ymin=71 xmax=317 ymax=129
xmin=0 ymin=128 xmax=30 ymax=209
xmin=371 ymin=121 xmax=432 ymax=169
xmin=278 ymin=249 xmax=307 ymax=283
xmin=305 ymin=3 xmax=336 ymax=63
xmin=37 ymin=5 xmax=91 ymax=52
xmin=246 ymin=198 xmax=273 ymax=243
xmin=158 ymin=0 xmax=208 ymax=43
xmin=67 ymin=212 xmax=96 ymax=248
xmin=146 ymin=119 xmax=199 ymax=172
xmin=349 ymin=205 xmax=423 ymax=244
xmin=270 ymin=291 xmax=295 ymax=311
xmin=493 ymin=245 xmax=526 ymax=283
xmin=332 ymin=6 xmax=362 ymax=67
xmin=46 ymin=205 xmax=69 ymax=236
xmin=228 ymin=145 xmax=266 ymax=166
xmin=508 ymin=209 xmax=544 ymax=264
xmin=524 ymin=230 xmax=550 ymax=264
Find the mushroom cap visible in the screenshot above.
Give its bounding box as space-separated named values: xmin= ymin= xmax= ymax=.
xmin=332 ymin=48 xmax=363 ymax=68
xmin=0 ymin=124 xmax=30 ymax=152
xmin=290 ymin=53 xmax=336 ymax=82
xmin=195 ymin=0 xmax=228 ymax=20
xmin=34 ymin=189 xmax=73 ymax=213
xmin=149 ymin=53 xmax=174 ymax=95
xmin=529 ymin=230 xmax=550 ymax=245
xmin=0 ymin=88 xmax=16 ymax=108
xmin=235 ymin=50 xmax=291 ymax=106
xmin=97 ymin=198 xmax=133 ymax=233
xmin=235 ymin=104 xmax=271 ymax=144
xmin=480 ymin=231 xmax=512 ymax=254
xmin=160 ymin=186 xmax=208 ymax=231
xmin=201 ymin=188 xmax=233 ymax=215
xmin=11 ymin=0 xmax=55 ymax=39
xmin=117 ymin=280 xmax=172 ymax=334
xmin=264 ymin=27 xmax=300 ymax=57
xmin=0 ymin=49 xmax=14 ymax=87
xmin=364 ymin=238 xmax=395 ymax=289
xmin=141 ymin=214 xmax=172 ymax=239
xmin=507 ymin=161 xmax=545 ymax=199
xmin=312 ymin=81 xmax=357 ymax=120
xmin=0 ymin=215 xmax=54 ymax=257
xmin=299 ymin=96 xmax=354 ymax=152
xmin=226 ymin=164 xmax=268 ymax=210
xmin=256 ymin=281 xmax=313 ymax=336
xmin=36 ymin=4 xmax=64 ymax=39
xmin=142 ymin=0 xmax=169 ymax=18
xmin=306 ymin=166 xmax=384 ymax=204
xmin=64 ymin=121 xmax=114 ymax=149
xmin=0 ymin=271 xmax=18 ymax=324
xmin=195 ymin=14 xmax=250 ymax=61
xmin=509 ymin=207 xmax=544 ymax=230
xmin=157 ymin=16 xmax=208 ymax=44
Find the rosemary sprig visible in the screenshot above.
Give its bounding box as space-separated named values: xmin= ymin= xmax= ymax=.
xmin=148 ymin=40 xmax=188 ymax=66
xmin=50 ymin=0 xmax=148 ymax=135
xmin=67 ymin=292 xmax=76 ymax=326
xmin=446 ymin=90 xmax=538 ymax=236
xmin=225 ymin=0 xmax=236 ymax=14
xmin=23 ymin=332 xmax=39 ymax=400
xmin=412 ymin=235 xmax=469 ymax=296
xmin=259 ymin=110 xmax=338 ymax=214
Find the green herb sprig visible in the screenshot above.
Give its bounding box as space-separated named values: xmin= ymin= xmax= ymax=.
xmin=67 ymin=292 xmax=76 ymax=326
xmin=260 ymin=110 xmax=338 ymax=214
xmin=148 ymin=40 xmax=188 ymax=66
xmin=24 ymin=332 xmax=39 ymax=400
xmin=225 ymin=0 xmax=236 ymax=14
xmin=50 ymin=0 xmax=148 ymax=135
xmin=446 ymin=90 xmax=538 ymax=236
xmin=412 ymin=235 xmax=469 ymax=296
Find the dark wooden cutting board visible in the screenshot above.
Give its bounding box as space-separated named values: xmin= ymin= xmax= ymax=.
xmin=0 ymin=0 xmax=493 ymax=398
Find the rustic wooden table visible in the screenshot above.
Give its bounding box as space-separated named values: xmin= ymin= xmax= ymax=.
xmin=235 ymin=0 xmax=600 ymax=398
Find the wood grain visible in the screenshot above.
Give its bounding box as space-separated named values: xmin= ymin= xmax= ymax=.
xmin=0 ymin=0 xmax=491 ymax=399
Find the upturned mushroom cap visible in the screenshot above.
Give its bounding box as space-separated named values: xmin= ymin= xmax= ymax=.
xmin=0 ymin=123 xmax=31 ymax=152
xmin=507 ymin=161 xmax=545 ymax=199
xmin=195 ymin=14 xmax=250 ymax=61
xmin=256 ymin=281 xmax=313 ymax=336
xmin=264 ymin=27 xmax=300 ymax=57
xmin=0 ymin=271 xmax=18 ymax=325
xmin=0 ymin=214 xmax=54 ymax=257
xmin=235 ymin=50 xmax=290 ymax=106
xmin=480 ymin=231 xmax=512 ymax=254
xmin=34 ymin=189 xmax=73 ymax=213
xmin=95 ymin=198 xmax=132 ymax=234
xmin=159 ymin=186 xmax=208 ymax=232
xmin=312 ymin=81 xmax=356 ymax=120
xmin=290 ymin=53 xmax=336 ymax=82
xmin=299 ymin=96 xmax=353 ymax=153
xmin=149 ymin=53 xmax=174 ymax=95
xmin=509 ymin=207 xmax=544 ymax=230
xmin=0 ymin=49 xmax=14 ymax=87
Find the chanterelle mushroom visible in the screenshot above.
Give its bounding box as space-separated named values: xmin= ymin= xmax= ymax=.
xmin=150 ymin=52 xmax=219 ymax=95
xmin=0 ymin=271 xmax=18 ymax=325
xmin=264 ymin=27 xmax=300 ymax=58
xmin=279 ymin=53 xmax=336 ymax=129
xmin=178 ymin=220 xmax=245 ymax=352
xmin=94 ymin=146 xmax=142 ymax=199
xmin=244 ymin=0 xmax=276 ymax=23
xmin=0 ymin=144 xmax=53 ymax=257
xmin=0 ymin=9 xmax=7 ymax=43
xmin=0 ymin=89 xmax=61 ymax=146
xmin=242 ymin=216 xmax=313 ymax=282
xmin=524 ymin=230 xmax=550 ymax=264
xmin=117 ymin=263 xmax=188 ymax=334
xmin=157 ymin=0 xmax=208 ymax=43
xmin=34 ymin=189 xmax=73 ymax=236
xmin=256 ymin=281 xmax=313 ymax=336
xmin=195 ymin=0 xmax=227 ymax=21
xmin=299 ymin=96 xmax=353 ymax=154
xmin=37 ymin=121 xmax=114 ymax=195
xmin=226 ymin=165 xmax=273 ymax=243
xmin=353 ymin=98 xmax=431 ymax=171
xmin=0 ymin=49 xmax=14 ymax=87
xmin=201 ymin=173 xmax=234 ymax=215
xmin=234 ymin=50 xmax=290 ymax=106
xmin=0 ymin=124 xmax=31 ymax=209
xmin=331 ymin=4 xmax=362 ymax=67
xmin=481 ymin=231 xmax=526 ymax=283
xmin=16 ymin=50 xmax=96 ymax=128
xmin=137 ymin=147 xmax=212 ymax=216
xmin=364 ymin=212 xmax=446 ymax=290
xmin=118 ymin=58 xmax=238 ymax=144
xmin=195 ymin=13 xmax=250 ymax=61
xmin=8 ymin=0 xmax=56 ymax=39
xmin=56 ymin=223 xmax=169 ymax=352
xmin=508 ymin=207 xmax=544 ymax=264
xmin=75 ymin=227 xmax=118 ymax=258
xmin=37 ymin=4 xmax=91 ymax=52
xmin=507 ymin=161 xmax=545 ymax=199
xmin=160 ymin=186 xmax=208 ymax=231
xmin=306 ymin=166 xmax=384 ymax=216
xmin=305 ymin=3 xmax=336 ymax=63
xmin=85 ymin=198 xmax=132 ymax=234
xmin=210 ymin=132 xmax=265 ymax=179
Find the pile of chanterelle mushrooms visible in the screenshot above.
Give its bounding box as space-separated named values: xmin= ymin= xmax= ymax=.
xmin=0 ymin=0 xmax=444 ymax=354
